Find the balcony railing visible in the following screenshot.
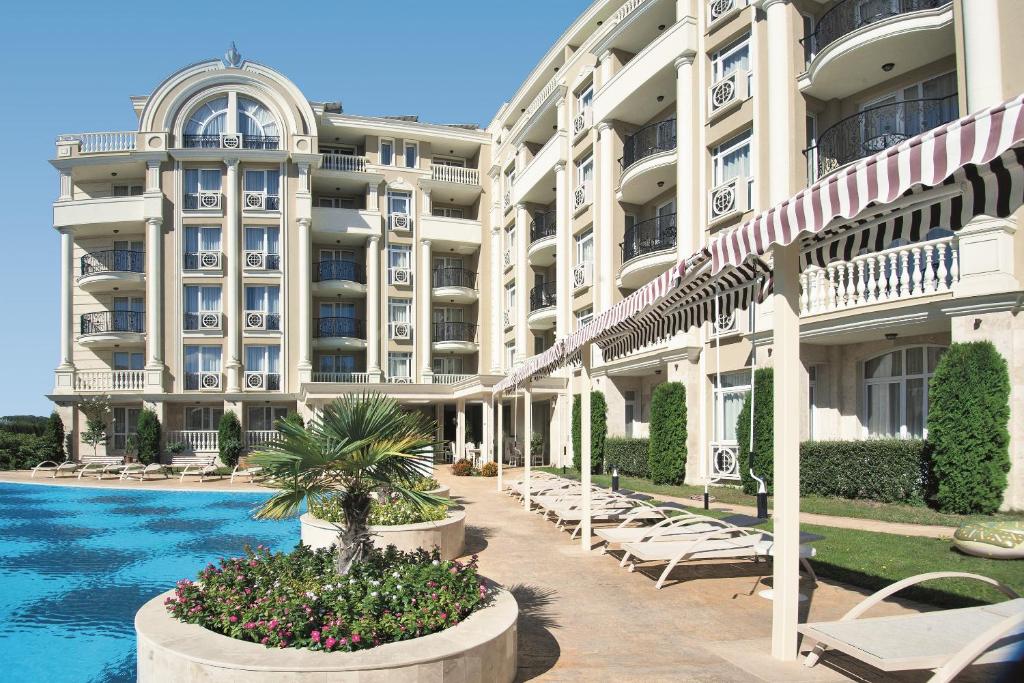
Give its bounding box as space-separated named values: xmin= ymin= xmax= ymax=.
xmin=166 ymin=430 xmax=218 ymax=453
xmin=313 ymin=260 xmax=367 ymax=284
xmin=430 ymin=165 xmax=480 ymax=185
xmin=74 ymin=370 xmax=145 ymax=392
xmin=58 ymin=131 xmax=136 ymax=153
xmin=243 ymin=311 xmax=281 ymax=332
xmin=245 ymin=430 xmax=281 ymax=448
xmin=80 ymin=311 xmax=143 ymax=335
xmin=806 ymin=95 xmax=958 ymax=180
xmin=433 ymin=321 xmax=477 ymax=343
xmin=622 ymin=213 xmax=677 ymax=262
xmin=432 ymin=267 xmax=477 ymax=289
xmin=574 ymin=182 xmax=592 ymax=211
xmin=803 ymin=0 xmax=951 ymax=57
xmin=322 ymin=153 xmax=368 ymax=172
xmin=183 ymin=312 xmax=222 ymax=331
xmin=311 ymin=372 xmax=369 ymax=383
xmin=183 ymin=251 xmax=222 ymax=271
xmin=79 ymin=250 xmax=144 ymax=278
xmin=529 ymin=283 xmax=557 ymax=312
xmin=182 ymin=134 xmax=280 ymax=150
xmin=800 ymin=233 xmax=959 ymax=315
xmin=314 ymin=317 xmax=366 ymax=339
xmin=243 ymin=191 xmax=280 ymax=211
xmin=244 ymin=372 xmax=281 ymax=391
xmin=431 ymin=374 xmax=473 ymax=385
xmin=530 ymin=210 xmax=557 ymax=243
xmin=243 ymin=251 xmax=281 ymax=271
xmin=621 ymin=118 xmax=676 ymax=170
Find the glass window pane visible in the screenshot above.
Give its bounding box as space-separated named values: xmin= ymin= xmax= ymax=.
xmin=928 ymin=346 xmax=946 ymax=373
xmin=906 ymin=347 xmax=924 ymax=375
xmin=866 ymin=382 xmax=901 ymax=437
xmin=865 ymin=350 xmax=901 ymax=379
xmin=906 ymin=378 xmax=925 ymax=437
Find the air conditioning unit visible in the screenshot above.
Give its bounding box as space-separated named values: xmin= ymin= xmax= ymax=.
xmin=573 ymin=262 xmax=593 ymax=291
xmin=390 ymin=322 xmax=413 ymax=340
xmin=390 ymin=267 xmax=413 ymax=286
xmin=197 ymin=191 xmax=221 ymax=209
xmin=243 ymin=190 xmax=266 ymax=210
xmin=199 ymin=372 xmax=221 ymax=391
xmin=199 ymin=312 xmax=222 ymax=330
xmin=244 ymin=311 xmax=267 ymax=331
xmin=244 ymin=251 xmax=266 ymax=269
xmin=707 ymin=70 xmax=749 ymax=119
xmin=708 ymin=177 xmax=749 ymax=223
xmin=244 ymin=371 xmax=267 ymax=390
xmin=198 ymin=250 xmax=221 ymax=270
xmin=220 ymin=133 xmax=242 ymax=149
xmin=389 ymin=213 xmax=412 ymax=231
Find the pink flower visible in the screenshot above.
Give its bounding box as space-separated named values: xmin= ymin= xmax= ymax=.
xmin=229 ymin=615 xmax=238 ymax=623
xmin=338 ymin=637 xmax=347 ymax=646
xmin=268 ymin=619 xmax=279 ymax=629
xmin=440 ymin=612 xmax=448 ymax=620
xmin=260 ymin=637 xmax=269 ymax=645
xmin=311 ymin=630 xmax=321 ymax=643
xmin=325 ymin=637 xmax=337 ymax=650
xmin=351 ymin=634 xmax=361 ymax=643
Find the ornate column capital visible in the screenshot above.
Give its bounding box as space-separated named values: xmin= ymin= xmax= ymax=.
xmin=757 ymin=0 xmax=789 ymax=11
xmin=674 ymin=50 xmax=697 ymax=70
xmin=553 ymin=161 xmax=566 ymax=174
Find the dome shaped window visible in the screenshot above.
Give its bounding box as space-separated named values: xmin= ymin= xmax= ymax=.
xmin=237 ymin=97 xmax=280 ymax=148
xmin=181 ymin=95 xmax=280 ymax=150
xmin=184 ymin=96 xmax=228 ymax=146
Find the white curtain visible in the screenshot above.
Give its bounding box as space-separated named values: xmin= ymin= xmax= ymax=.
xmin=267 ymin=287 xmax=280 ymax=314
xmin=246 ymin=346 xmax=265 ymax=372
xmin=268 ymin=347 xmax=280 ymax=374
xmin=200 ymin=228 xmax=221 ymax=251
xmin=199 ymin=170 xmax=221 ymax=191
xmin=184 ymin=347 xmax=200 ymax=373
xmin=184 ymin=227 xmax=200 ymax=253
xmin=202 ymin=348 xmax=221 ymax=373
xmin=246 ymin=286 xmax=265 ymax=311
xmin=201 ymin=286 xmax=221 ymax=311
xmin=266 ymin=228 xmax=279 ymax=254
xmin=245 ymin=228 xmax=264 ymax=252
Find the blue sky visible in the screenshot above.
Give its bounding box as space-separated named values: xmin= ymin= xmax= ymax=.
xmin=0 ymin=0 xmax=586 ymax=416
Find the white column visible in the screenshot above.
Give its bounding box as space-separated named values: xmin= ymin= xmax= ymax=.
xmin=456 ymin=399 xmax=466 ymax=460
xmin=490 ymin=226 xmax=502 ymax=372
xmin=482 ymin=398 xmax=492 ymax=463
xmin=419 ymin=239 xmax=433 ymax=380
xmin=366 ymin=234 xmax=382 ymax=381
xmin=675 ymin=52 xmax=697 ymax=257
xmin=554 ymin=162 xmax=570 ymax=338
xmin=514 ymin=203 xmax=529 ymax=363
xmin=225 ymin=158 xmax=242 ymax=391
xmin=580 ymin=345 xmax=593 ymax=549
xmin=771 ymin=241 xmax=802 ymax=661
xmin=762 ymin=0 xmax=795 ymax=204
xmin=963 ymin=0 xmax=1005 ymax=112
xmin=523 ymin=385 xmax=532 ymax=510
xmin=597 ymin=122 xmax=616 ymax=315
xmin=144 ymin=217 xmax=164 ymax=390
xmin=297 ymin=217 xmax=312 ymax=382
xmin=58 ymin=228 xmax=74 ymax=369
xmin=496 ymin=398 xmax=504 ymax=491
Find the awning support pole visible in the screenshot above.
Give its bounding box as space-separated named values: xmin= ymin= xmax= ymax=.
xmin=523 ymin=383 xmax=533 ymax=511
xmin=580 ymin=342 xmax=593 ymax=551
xmin=497 ymin=397 xmax=504 ymax=492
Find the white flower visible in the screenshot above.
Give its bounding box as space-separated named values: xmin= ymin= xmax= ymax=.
xmin=349 ymin=579 xmax=356 ymax=585
xmin=371 ymin=580 xmax=381 ymax=587
xmin=371 ymin=591 xmax=378 ymax=598
xmin=432 ymin=560 xmax=440 ymax=566
xmin=396 ymin=585 xmax=403 ymax=591
xmin=305 ymin=591 xmax=317 ymax=600
xmin=392 ymin=571 xmax=400 ymax=579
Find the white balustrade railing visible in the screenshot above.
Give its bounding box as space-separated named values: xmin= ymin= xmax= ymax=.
xmin=74 ymin=370 xmax=144 ymax=391
xmin=800 ymin=235 xmax=959 ymax=315
xmin=245 ymin=431 xmax=280 ymax=448
xmin=574 ymin=181 xmax=591 ymax=211
xmin=59 ymin=131 xmax=137 ymax=153
xmin=166 ymin=431 xmax=219 ymax=453
xmin=431 ymin=165 xmax=480 ymax=185
xmin=503 ymin=248 xmax=514 ymax=269
xmin=322 ymin=153 xmax=367 ymax=172
xmin=573 ymin=109 xmax=592 ymax=139
xmin=709 ymin=442 xmax=741 ymax=479
xmin=611 ymin=0 xmax=649 ymax=23
xmin=431 ymin=374 xmax=473 ymax=385
xmin=503 ymin=190 xmax=512 ymax=209
xmin=311 ymin=372 xmax=370 ymax=383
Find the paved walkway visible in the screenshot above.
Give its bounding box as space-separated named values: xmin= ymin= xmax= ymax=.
xmin=438 ymin=468 xmax=1002 ymax=682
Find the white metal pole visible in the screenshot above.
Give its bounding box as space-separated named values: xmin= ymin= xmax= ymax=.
xmin=580 ymin=343 xmax=593 ymax=550
xmin=496 ymin=397 xmax=504 ymax=492
xmin=523 ymin=383 xmax=533 ymax=511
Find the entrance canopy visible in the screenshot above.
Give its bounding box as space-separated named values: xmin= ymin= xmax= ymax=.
xmin=494 ymin=93 xmax=1024 ymax=394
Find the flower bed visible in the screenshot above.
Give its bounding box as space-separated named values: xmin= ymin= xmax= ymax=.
xmin=311 ymin=495 xmax=447 ymax=526
xmin=301 ymin=508 xmax=466 ymax=560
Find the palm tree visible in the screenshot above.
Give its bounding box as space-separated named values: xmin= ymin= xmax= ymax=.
xmin=249 ymin=394 xmax=442 ymax=574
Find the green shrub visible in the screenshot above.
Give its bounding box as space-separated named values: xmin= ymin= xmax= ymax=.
xmin=572 ymin=394 xmax=581 ymax=471
xmin=311 ymin=494 xmax=447 ymax=526
xmin=218 ymin=411 xmax=243 ymax=467
xmin=42 ymin=412 xmax=65 ymax=461
xmin=530 ymin=432 xmax=544 ymax=461
xmin=737 ymin=368 xmax=773 ymax=495
xmin=451 ymin=458 xmax=473 ymax=476
xmin=0 ymin=432 xmax=51 ymax=470
xmin=801 ymin=440 xmax=929 ymax=504
xmin=278 ymin=412 xmax=304 ymax=431
xmin=605 ymin=437 xmax=650 ymax=478
xmin=135 ymin=409 xmax=161 ymax=465
xmin=927 ymin=341 xmax=1011 ymax=514
xmin=480 ymin=461 xmax=498 ymax=477
xmin=648 ymin=382 xmax=687 ymax=484
xmin=571 ymin=392 xmax=606 ymax=474
xmin=409 ymin=476 xmax=440 ymax=492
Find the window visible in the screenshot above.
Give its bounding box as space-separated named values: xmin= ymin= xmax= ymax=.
xmin=112 ymin=184 xmax=143 ymax=197
xmin=578 ymin=85 xmax=593 ymax=113
xmin=113 ymin=239 xmax=143 ymax=253
xmin=183 ymin=169 xmax=222 ymax=210
xmin=507 ymin=226 xmax=517 ymax=252
xmin=184 ymin=96 xmax=228 ymax=137
xmin=712 ymin=129 xmax=753 ymax=206
xmin=244 ymin=285 xmax=281 ymax=331
xmin=245 ymin=345 xmax=281 ymax=388
xmin=244 ymin=226 xmax=281 ymax=270
xmin=505 ymin=283 xmax=516 ymax=323
xmin=183 ymin=227 xmax=221 ymax=269
xmin=433 ymin=356 xmax=464 ymax=375
xmin=860 ymin=72 xmax=959 ymax=141
xmin=575 ymin=306 xmax=593 ymax=329
xmin=433 ymin=156 xmax=465 ymax=167
xmin=317 ymin=196 xmax=357 ymax=209
xmin=388 ymin=352 xmax=412 ymax=379
xmin=863 ymin=346 xmax=946 ymax=438
xmin=237 ymin=97 xmax=280 ymax=139
xmin=404 ymin=142 xmax=418 ymax=168
xmin=711 ymin=34 xmax=751 ymax=89
xmin=624 ymin=391 xmax=638 ymax=438
xmin=247 ymin=406 xmax=288 ymax=431
xmin=111 ymin=407 xmax=140 ymax=452
xmin=433 ymin=307 xmax=464 ymax=324
xmin=805 ymin=114 xmax=818 ymax=184
xmin=380 ymin=139 xmax=394 ymax=165
xmin=319 ymin=354 xmax=357 ymax=374
xmin=320 ymin=301 xmax=356 ymax=318
xmin=113 ymin=296 xmax=144 ymax=332
xmin=184 ymin=346 xmax=222 ymax=390
xmin=387 ymin=191 xmax=411 ymax=215
xmin=319 ymin=248 xmax=355 ymax=263
xmin=323 ymin=144 xmax=357 ymax=156
xmin=577 ymin=155 xmax=593 ymax=187
xmin=113 ymin=352 xmax=144 ymax=370
xmin=389 ymin=298 xmax=412 ymax=323
xmin=183 ymin=285 xmax=222 ymax=330
xmin=505 ymin=341 xmax=516 ymax=369
xmin=243 ymin=169 xmax=280 ymax=210
xmin=575 ymin=229 xmax=594 ymax=265
xmin=184 ymin=405 xmax=223 ymax=431
xmin=713 ymin=371 xmax=751 ymax=443
xmin=432 ymin=207 xmax=465 ymax=219
xmin=389 ymin=245 xmax=411 ymax=270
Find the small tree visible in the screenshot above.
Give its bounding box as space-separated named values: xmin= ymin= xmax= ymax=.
xmin=572 ymin=394 xmax=582 ymax=471
xmin=42 ymin=411 xmax=65 ymax=461
xmin=570 ymin=392 xmax=606 ymax=473
xmin=927 ymin=341 xmax=1011 ymax=514
xmin=648 ymin=382 xmax=687 ymax=485
xmin=79 ymin=395 xmax=111 ymax=457
xmin=737 ymin=368 xmax=774 ymax=495
xmin=218 ymin=411 xmax=244 ymax=468
xmin=135 ymin=409 xmax=162 ymax=465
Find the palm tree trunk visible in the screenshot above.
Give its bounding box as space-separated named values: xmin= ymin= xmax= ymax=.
xmin=335 ymin=492 xmax=373 ymax=575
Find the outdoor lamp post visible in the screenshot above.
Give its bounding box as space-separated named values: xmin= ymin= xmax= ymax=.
xmin=611 ymin=466 xmax=619 ymax=492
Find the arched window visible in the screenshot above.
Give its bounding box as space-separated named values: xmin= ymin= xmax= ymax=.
xmin=863 ymin=345 xmax=946 ymax=438
xmin=237 ymin=97 xmax=279 ymax=140
xmin=184 ymin=96 xmax=228 ymax=138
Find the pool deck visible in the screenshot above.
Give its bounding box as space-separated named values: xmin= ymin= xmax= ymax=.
xmin=0 ymin=469 xmax=266 ymax=493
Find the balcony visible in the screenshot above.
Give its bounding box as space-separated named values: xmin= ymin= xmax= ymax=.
xmin=527 ymin=283 xmax=557 ymax=330
xmin=619 ymin=118 xmax=676 ymax=204
xmin=243 ymin=371 xmax=281 ymax=391
xmin=184 ymin=191 xmax=222 ymax=212
xmin=243 ymin=251 xmax=281 ymax=272
xmin=242 ymin=191 xmax=280 ymax=212
xmin=313 ymin=317 xmax=367 ymax=350
xmin=245 ymin=430 xmax=281 ymax=448
xmin=311 ymin=207 xmax=382 ymax=239
xmin=74 ymin=370 xmax=145 ymax=392
xmin=528 ymin=211 xmax=557 ymax=266
xmin=431 ymin=374 xmax=474 ymax=385
xmin=432 ymin=321 xmax=478 ymax=354
xmin=52 ymin=195 xmax=144 ymax=229
xmin=165 ymin=430 xmax=218 ymax=453
xmin=512 ymin=134 xmax=562 ymax=206
xmin=322 ymin=153 xmax=369 ymax=173
xmin=78 ymin=249 xmax=145 ymax=292
xmin=78 ymin=310 xmax=144 ymax=348
xmin=183 ymin=250 xmax=223 ymax=273
xmin=184 ymin=372 xmax=222 ymax=392
xmin=806 ymin=95 xmax=958 ymax=181
xmin=620 ymin=213 xmax=678 ymax=289
xmin=418 ymin=214 xmax=483 ymax=246
xmin=430 ymin=165 xmax=480 ymax=186
xmin=312 ymin=260 xmax=367 ymax=297
xmin=310 ymin=372 xmax=370 ymax=383
xmin=182 ymin=134 xmax=280 ymax=150
xmin=183 ymin=312 xmax=223 ymax=333
xmin=800 ymin=0 xmax=954 ymax=100
xmin=432 ymin=268 xmax=478 ymax=304
xmin=243 ymin=311 xmax=281 ymax=333
xmin=57 ymin=131 xmax=137 ymax=154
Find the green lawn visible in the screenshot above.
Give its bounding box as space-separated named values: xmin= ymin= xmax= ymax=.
xmin=539 ymin=467 xmax=1024 ymax=528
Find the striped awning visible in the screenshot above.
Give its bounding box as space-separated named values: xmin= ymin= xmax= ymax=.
xmin=495 ymin=93 xmax=1024 ymax=394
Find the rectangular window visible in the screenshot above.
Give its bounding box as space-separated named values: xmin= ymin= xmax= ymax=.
xmin=184 ymin=346 xmax=222 ymax=390
xmin=624 ymin=390 xmax=637 ymax=438
xmin=112 ymin=184 xmax=143 ymax=197
xmin=578 ymin=86 xmax=594 ymax=112
xmin=577 ymin=155 xmax=594 ymax=186
xmin=323 ymin=144 xmax=357 ymax=156
xmin=247 ymin=406 xmax=288 ymax=431
xmin=244 ymin=226 xmax=281 ymax=270
xmin=183 ymin=285 xmax=222 ymax=330
xmin=505 ymin=283 xmax=516 ymax=320
xmin=433 ymin=156 xmax=465 ymax=167
xmin=184 ymin=405 xmax=224 ymax=431
xmin=712 ymin=129 xmax=753 ymax=207
xmin=111 ymin=407 xmax=141 ymax=452
xmin=432 ymin=306 xmax=464 ymax=324
xmin=507 ymin=226 xmax=517 ymax=251
xmin=712 ymin=34 xmax=750 ymax=84
xmin=389 ymin=245 xmax=412 ymax=270
xmin=505 ymin=341 xmax=516 ymax=368
xmin=319 ymin=354 xmax=357 ymax=373
xmin=183 ymin=226 xmax=221 ymax=269
xmin=575 ymin=230 xmax=594 ymax=265
xmin=112 ymin=352 xmax=144 ymax=370
xmin=319 ymin=301 xmax=356 ymax=318
xmin=433 ymin=356 xmax=464 ymax=374
xmin=388 ymin=298 xmax=412 ymax=323
xmin=387 ymin=191 xmax=411 ymax=215
xmin=404 ymin=142 xmax=418 ymax=168
xmin=244 ymin=285 xmax=281 ymax=331
xmin=243 ymin=169 xmax=281 ymax=210
xmin=713 ymin=372 xmax=751 ymax=443
xmin=575 ymin=306 xmax=593 ymax=329
xmin=432 ymin=207 xmax=465 ymax=219
xmin=245 ymin=345 xmax=281 ymax=376
xmin=379 ymin=139 xmax=394 ymax=166
xmin=388 ymin=352 xmax=412 ymax=379
xmin=317 ymin=196 xmax=358 ymax=209
xmin=183 ymin=169 xmax=222 ymax=210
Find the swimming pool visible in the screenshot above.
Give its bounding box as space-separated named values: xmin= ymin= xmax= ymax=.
xmin=0 ymin=482 xmax=298 ymax=683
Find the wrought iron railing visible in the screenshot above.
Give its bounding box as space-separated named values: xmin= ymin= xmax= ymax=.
xmin=181 ymin=135 xmax=280 ymax=150
xmin=79 ymin=250 xmax=144 ymax=278
xmin=620 ymin=118 xmax=676 ymax=170
xmin=530 ymin=210 xmax=557 ymax=243
xmin=529 ymin=282 xmax=557 ymax=311
xmin=314 ymin=317 xmax=366 ymax=339
xmin=806 ymin=95 xmax=958 ymax=180
xmin=313 ymin=260 xmax=367 ymax=284
xmin=242 ymin=136 xmax=280 ymax=150
xmin=80 ymin=310 xmax=143 ymax=335
xmin=622 ymin=213 xmax=677 ymax=262
xmin=432 ymin=267 xmax=477 ymax=289
xmin=433 ymin=321 xmax=477 ymax=343
xmin=803 ymin=0 xmax=951 ymax=56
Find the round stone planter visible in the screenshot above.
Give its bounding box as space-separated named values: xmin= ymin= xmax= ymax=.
xmin=427 ymin=485 xmax=450 ymax=499
xmin=136 ymin=583 xmax=517 ymax=682
xmin=300 ymin=508 xmax=465 ymax=560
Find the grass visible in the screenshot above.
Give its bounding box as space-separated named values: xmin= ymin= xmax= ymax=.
xmin=539 ymin=467 xmax=1024 ymax=528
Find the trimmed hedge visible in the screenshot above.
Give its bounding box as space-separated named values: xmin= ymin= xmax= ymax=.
xmin=136 ymin=409 xmax=161 ymax=465
xmin=648 ymin=382 xmax=687 ymax=485
xmin=927 ymin=341 xmax=1011 ymax=514
xmin=571 ymin=392 xmax=607 ymax=474
xmin=42 ymin=412 xmax=65 ymax=462
xmin=218 ymin=411 xmax=243 ymax=467
xmin=0 ymin=432 xmax=54 ymax=470
xmin=605 ymin=437 xmax=650 ymax=479
xmin=737 ymin=367 xmax=774 ymax=495
xmin=801 ymin=440 xmax=929 ymax=504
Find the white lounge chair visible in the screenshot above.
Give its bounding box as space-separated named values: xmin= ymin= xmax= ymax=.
xmin=31 ymin=460 xmax=80 ymax=478
xmin=799 ymin=572 xmax=1024 ymax=683
xmin=76 ymin=460 xmax=127 ymax=479
xmin=230 ymin=463 xmax=263 ymax=483
xmin=595 ymin=511 xmax=736 ymax=557
xmin=179 ymin=462 xmax=219 ymax=482
xmin=120 ymin=463 xmax=168 ymax=481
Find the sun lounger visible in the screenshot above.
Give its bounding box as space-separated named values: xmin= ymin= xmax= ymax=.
xmin=230 ymin=464 xmax=263 ymax=483
xmin=799 ymin=572 xmax=1024 ymax=683
xmin=31 ymin=460 xmax=80 ymax=478
xmin=178 ymin=462 xmax=219 ymax=482
xmin=119 ymin=463 xmax=168 ymax=481
xmin=596 ymin=512 xmax=736 ymax=557
xmin=75 ymin=461 xmax=128 ymax=479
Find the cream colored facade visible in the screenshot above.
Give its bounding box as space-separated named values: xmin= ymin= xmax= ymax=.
xmin=51 ymin=1 xmax=1024 ymax=508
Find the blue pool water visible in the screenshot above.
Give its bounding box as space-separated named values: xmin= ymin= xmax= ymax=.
xmin=0 ymin=482 xmax=300 ymax=682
